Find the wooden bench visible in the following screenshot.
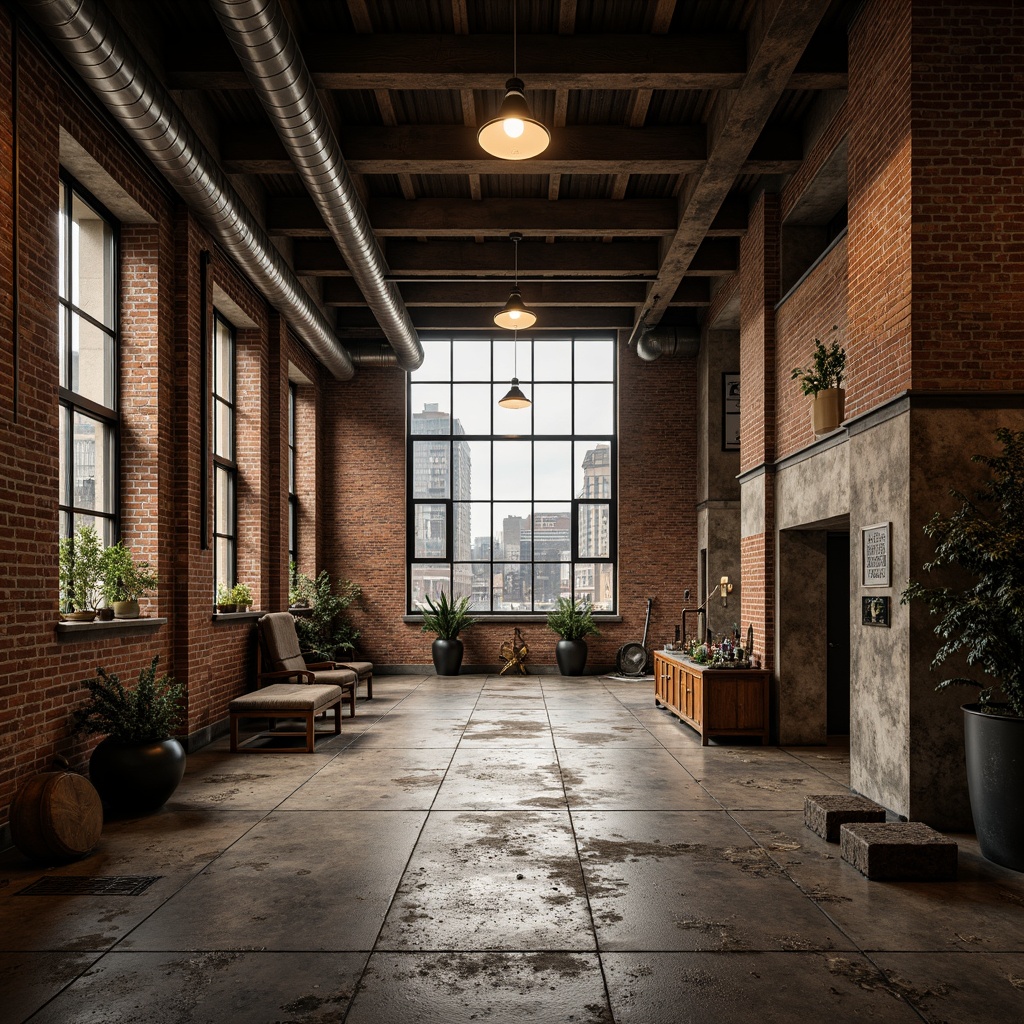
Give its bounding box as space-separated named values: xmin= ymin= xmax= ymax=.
xmin=229 ymin=683 xmax=346 ymax=753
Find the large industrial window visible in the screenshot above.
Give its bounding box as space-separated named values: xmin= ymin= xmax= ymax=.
xmin=212 ymin=311 xmax=237 ymax=598
xmin=58 ymin=174 xmax=118 ymax=546
xmin=407 ymin=333 xmax=616 ymax=614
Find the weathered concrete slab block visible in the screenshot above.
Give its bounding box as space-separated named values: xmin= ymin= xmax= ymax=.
xmin=804 ymin=794 xmax=886 ymax=843
xmin=840 ymin=822 xmax=958 ymax=881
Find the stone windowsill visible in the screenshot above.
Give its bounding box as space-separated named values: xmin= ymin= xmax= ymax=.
xmin=212 ymin=610 xmax=264 ymax=623
xmin=402 ymin=614 xmax=623 ymax=625
xmin=56 ymin=617 xmax=167 ymax=642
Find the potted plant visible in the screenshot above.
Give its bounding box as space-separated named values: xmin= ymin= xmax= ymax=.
xmin=791 ymin=325 xmax=845 ymax=435
xmin=74 ymin=655 xmax=186 ymax=815
xmin=288 ymin=560 xmax=314 ymax=608
xmin=293 ymin=570 xmax=362 ymax=661
xmin=216 ymin=583 xmax=236 ymax=613
xmin=100 ymin=541 xmax=158 ymax=619
xmin=230 ymin=582 xmax=253 ymax=612
xmin=901 ymin=427 xmax=1024 ymax=872
xmin=547 ymin=596 xmax=600 ymax=676
xmin=420 ymin=591 xmax=475 ymax=676
xmin=58 ymin=524 xmax=103 ymax=621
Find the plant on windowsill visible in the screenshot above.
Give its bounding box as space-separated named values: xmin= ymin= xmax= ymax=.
xmin=230 ymin=582 xmax=253 ymax=612
xmin=791 ymin=325 xmax=846 ymax=436
xmin=547 ymin=597 xmax=600 ymax=676
xmin=215 ymin=583 xmax=236 ymax=614
xmin=901 ymin=426 xmax=1024 ymax=873
xmin=99 ymin=541 xmax=158 ymax=620
xmin=58 ymin=524 xmax=103 ymax=622
xmin=288 ymin=560 xmax=314 ymax=608
xmin=74 ymin=655 xmax=186 ymax=815
xmin=292 ymin=569 xmax=362 ymax=662
xmin=420 ymin=591 xmax=475 ymax=676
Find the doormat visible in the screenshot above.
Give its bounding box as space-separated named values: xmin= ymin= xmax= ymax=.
xmin=18 ymin=875 xmax=161 ymax=896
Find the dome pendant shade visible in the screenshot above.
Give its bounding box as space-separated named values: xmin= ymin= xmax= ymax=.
xmin=498 ymin=377 xmax=531 ymax=409
xmin=478 ymin=79 xmax=551 ymax=160
xmin=493 ymin=287 xmax=537 ymax=330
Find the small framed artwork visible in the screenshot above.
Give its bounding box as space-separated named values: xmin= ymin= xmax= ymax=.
xmin=861 ymin=522 xmax=891 ymax=587
xmin=862 ymin=595 xmax=891 ymax=627
xmin=722 ymin=372 xmax=740 ymax=451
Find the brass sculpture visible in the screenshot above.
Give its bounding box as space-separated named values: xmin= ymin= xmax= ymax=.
xmin=499 ymin=627 xmax=529 ymax=675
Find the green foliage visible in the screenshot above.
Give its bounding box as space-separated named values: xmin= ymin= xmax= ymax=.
xmin=74 ymin=656 xmax=184 ymax=743
xmin=293 ymin=569 xmax=362 ymax=660
xmin=100 ymin=541 xmax=158 ymax=604
xmin=288 ymin=560 xmax=315 ymax=607
xmin=420 ymin=590 xmax=476 ymax=640
xmin=58 ymin=525 xmax=103 ymax=612
xmin=216 ymin=582 xmax=234 ymax=607
xmin=546 ymin=597 xmax=601 ymax=641
xmin=791 ymin=326 xmax=845 ymax=397
xmin=230 ymin=582 xmax=252 ymax=607
xmin=901 ymin=427 xmax=1024 ymax=717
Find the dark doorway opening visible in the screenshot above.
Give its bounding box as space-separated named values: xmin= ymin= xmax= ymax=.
xmin=826 ymin=532 xmax=851 ymax=735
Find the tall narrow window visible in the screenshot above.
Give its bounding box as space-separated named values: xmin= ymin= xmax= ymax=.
xmin=288 ymin=381 xmax=298 ymax=573
xmin=212 ymin=311 xmax=237 ymax=599
xmin=58 ymin=174 xmax=118 ymax=546
xmin=406 ymin=332 xmax=617 ymax=614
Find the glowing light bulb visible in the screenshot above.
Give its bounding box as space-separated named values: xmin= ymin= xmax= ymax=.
xmin=504 ymin=117 xmax=525 ymax=138
xmin=508 ymin=309 xmax=521 ymax=321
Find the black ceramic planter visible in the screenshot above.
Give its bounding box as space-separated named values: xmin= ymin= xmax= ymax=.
xmin=555 ymin=639 xmax=589 ymax=676
xmin=89 ymin=737 xmax=186 ymax=816
xmin=432 ymin=638 xmax=464 ymax=676
xmin=963 ymin=702 xmax=1024 ymax=872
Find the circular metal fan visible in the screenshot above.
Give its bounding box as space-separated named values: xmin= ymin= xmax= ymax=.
xmin=618 ymin=641 xmax=648 ymax=676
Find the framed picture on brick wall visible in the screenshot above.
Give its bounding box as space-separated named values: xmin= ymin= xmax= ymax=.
xmin=861 ymin=522 xmax=891 ymax=587
xmin=722 ymin=372 xmax=740 ymax=451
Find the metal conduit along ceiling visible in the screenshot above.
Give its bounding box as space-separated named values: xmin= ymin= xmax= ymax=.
xmin=26 ymin=0 xmax=857 ymax=361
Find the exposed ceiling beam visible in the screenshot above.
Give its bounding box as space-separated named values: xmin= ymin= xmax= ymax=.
xmin=629 ymin=0 xmax=834 ymax=340
xmin=335 ymin=307 xmax=637 ymax=330
xmin=322 ymin=279 xmax=650 ymax=307
xmin=222 ymin=124 xmax=801 ymax=176
xmin=295 ymin=239 xmax=661 ymax=276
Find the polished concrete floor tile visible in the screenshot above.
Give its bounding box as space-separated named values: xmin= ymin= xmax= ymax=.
xmin=572 ymin=811 xmax=854 ymax=952
xmin=433 ymin=748 xmax=565 ymax=810
xmin=680 ymin=761 xmax=849 ymax=810
xmin=459 ymin=717 xmax=555 ymax=748
xmin=121 ymin=810 xmax=426 ymax=951
xmin=551 ymin=723 xmax=666 ymax=749
xmin=734 ymin=811 xmax=1024 ymax=952
xmin=0 ymin=809 xmax=265 ymax=952
xmin=24 ymin=950 xmax=368 ymax=1024
xmin=347 ymin=719 xmax=468 ymax=749
xmin=346 ymin=952 xmax=611 ymax=1023
xmin=378 ymin=810 xmax=594 ymax=951
xmin=601 ymin=951 xmax=922 ymax=1023
xmin=557 ymin=747 xmax=718 ymax=811
xmin=279 ymin=747 xmax=454 ymax=810
xmin=0 ymin=951 xmax=100 ymax=1022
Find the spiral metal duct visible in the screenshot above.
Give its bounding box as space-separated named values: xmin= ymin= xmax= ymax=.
xmin=636 ymin=326 xmax=701 ymax=362
xmin=20 ymin=0 xmax=356 ymax=380
xmin=210 ymin=0 xmax=423 ymax=372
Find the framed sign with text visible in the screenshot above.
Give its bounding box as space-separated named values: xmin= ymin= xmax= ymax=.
xmin=722 ymin=372 xmax=740 ymax=451
xmin=861 ymin=522 xmax=891 ymax=587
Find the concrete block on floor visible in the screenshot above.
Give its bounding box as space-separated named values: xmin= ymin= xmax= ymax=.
xmin=840 ymin=822 xmax=958 ymax=881
xmin=804 ymin=793 xmax=886 ymax=843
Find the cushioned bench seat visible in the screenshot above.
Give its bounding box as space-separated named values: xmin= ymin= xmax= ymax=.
xmin=230 ymin=683 xmax=346 ymax=753
xmin=335 ymin=660 xmax=373 ymax=699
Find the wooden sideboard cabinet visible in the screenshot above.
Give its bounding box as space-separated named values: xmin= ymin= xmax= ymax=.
xmin=653 ymin=651 xmax=770 ymax=745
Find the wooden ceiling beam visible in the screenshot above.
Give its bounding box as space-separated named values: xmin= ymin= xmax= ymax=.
xmin=335 ymin=306 xmax=637 ymax=330
xmin=222 ymin=124 xmax=802 ymax=176
xmin=323 ymin=279 xmax=649 ymax=307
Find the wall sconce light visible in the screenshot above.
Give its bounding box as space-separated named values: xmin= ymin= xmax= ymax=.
xmin=719 ymin=576 xmax=734 ymax=606
xmin=498 ymin=329 xmax=531 ymax=410
xmin=494 ymin=232 xmax=536 ymax=330
xmin=477 ymin=0 xmax=550 ymax=160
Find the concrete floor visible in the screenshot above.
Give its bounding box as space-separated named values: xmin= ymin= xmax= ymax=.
xmin=2 ymin=673 xmax=1023 ymax=1023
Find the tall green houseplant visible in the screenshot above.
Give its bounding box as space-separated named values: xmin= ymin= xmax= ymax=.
xmin=293 ymin=569 xmax=362 ymax=661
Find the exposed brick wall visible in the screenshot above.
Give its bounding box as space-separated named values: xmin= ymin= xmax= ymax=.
xmin=321 ymin=344 xmax=699 ymax=668
xmin=775 ymin=238 xmax=849 ymax=459
xmin=847 ymin=0 xmax=913 ymax=419
xmin=909 ymin=1 xmax=1024 ymax=389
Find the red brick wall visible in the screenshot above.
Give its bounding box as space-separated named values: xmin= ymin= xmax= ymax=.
xmin=322 ymin=344 xmax=699 ymax=668
xmin=847 ymin=0 xmax=913 ymax=418
xmin=909 ymin=2 xmax=1024 ymax=389
xmin=775 ymin=239 xmax=849 ymax=459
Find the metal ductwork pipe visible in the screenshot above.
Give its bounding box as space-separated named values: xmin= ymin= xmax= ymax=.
xmin=636 ymin=326 xmax=701 ymax=362
xmin=348 ymin=342 xmax=399 ymax=368
xmin=210 ymin=0 xmax=424 ymax=372
xmin=21 ymin=0 xmax=355 ymax=380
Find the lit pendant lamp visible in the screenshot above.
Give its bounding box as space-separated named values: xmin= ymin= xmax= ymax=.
xmin=499 ymin=330 xmax=531 ymax=409
xmin=478 ymin=0 xmax=550 ymax=160
xmin=494 ymin=232 xmax=536 ymax=330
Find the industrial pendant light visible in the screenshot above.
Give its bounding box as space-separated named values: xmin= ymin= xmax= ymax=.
xmin=498 ymin=329 xmax=531 ymax=409
xmin=494 ymin=232 xmax=536 ymax=330
xmin=477 ymin=0 xmax=550 ymax=160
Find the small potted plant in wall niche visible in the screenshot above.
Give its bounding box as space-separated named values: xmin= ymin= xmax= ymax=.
xmin=100 ymin=541 xmax=158 ymax=619
xmin=901 ymin=427 xmax=1024 ymax=872
xmin=791 ymin=325 xmax=846 ymax=436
